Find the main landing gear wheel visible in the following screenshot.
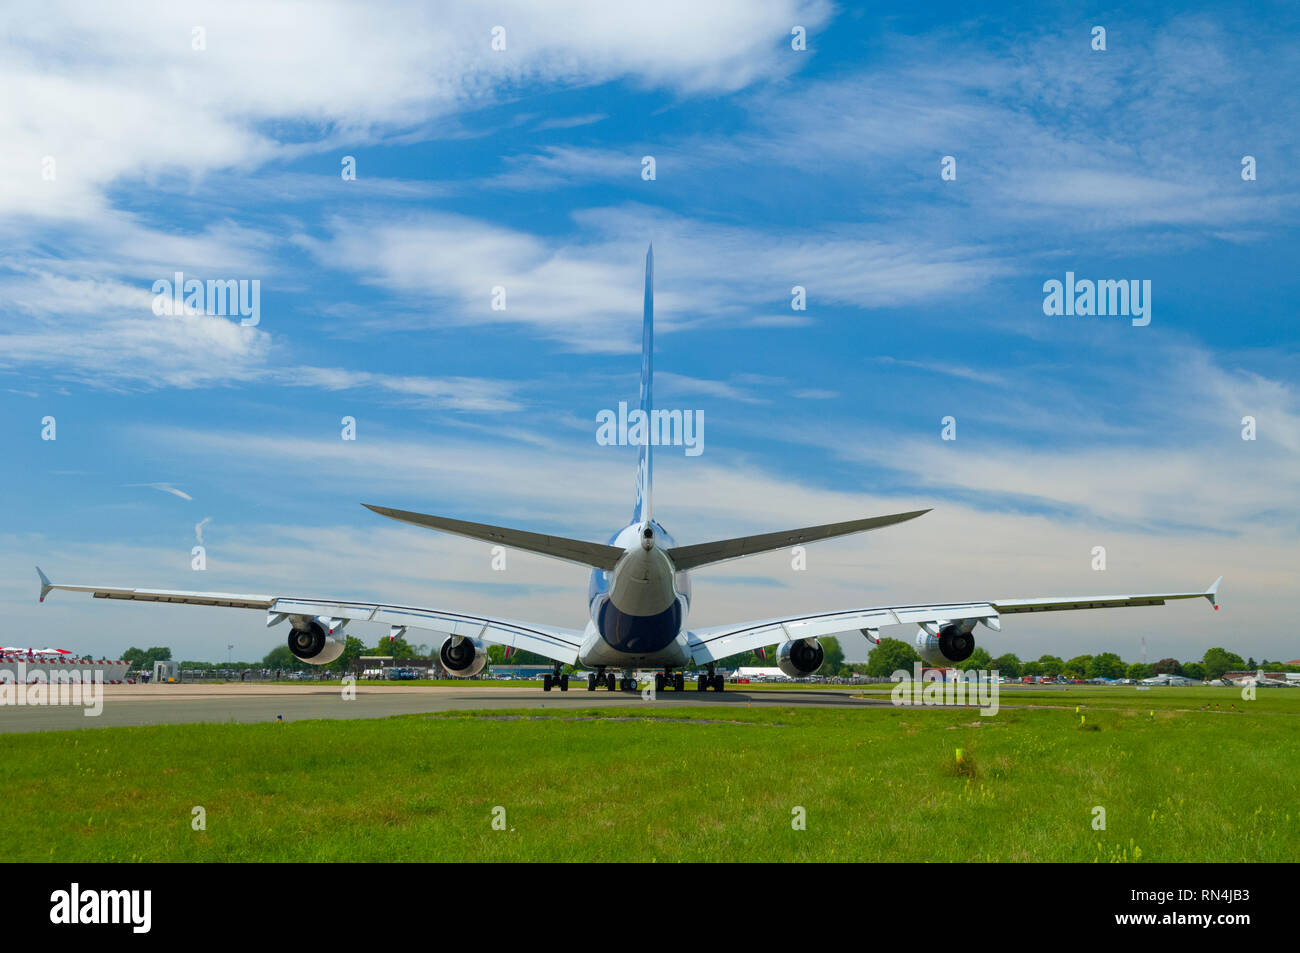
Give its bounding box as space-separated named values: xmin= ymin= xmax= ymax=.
xmin=696 ymin=675 xmax=708 ymax=691
xmin=543 ymin=673 xmax=553 ymax=692
xmin=559 ymin=674 xmax=569 ymax=692
xmin=654 ymin=673 xmax=665 ymax=693
xmin=712 ymin=674 xmax=724 ymax=692
xmin=674 ymin=672 xmax=685 ymax=691
xmin=606 ymin=672 xmax=617 ymax=691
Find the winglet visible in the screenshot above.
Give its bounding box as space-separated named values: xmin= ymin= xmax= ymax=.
xmin=36 ymin=566 xmax=53 ymax=603
xmin=1205 ymin=575 xmax=1222 ymax=609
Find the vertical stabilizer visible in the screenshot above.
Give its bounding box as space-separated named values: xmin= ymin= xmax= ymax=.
xmin=633 ymin=244 xmax=654 ymax=523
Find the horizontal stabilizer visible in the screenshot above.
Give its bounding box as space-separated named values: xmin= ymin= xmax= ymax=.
xmin=364 ymin=504 xmax=626 ymax=571
xmin=667 ymin=508 xmax=930 ymax=572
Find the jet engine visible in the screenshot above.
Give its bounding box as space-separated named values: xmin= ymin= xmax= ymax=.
xmin=439 ymin=635 xmax=487 ymax=678
xmin=287 ymin=617 xmax=348 ymax=665
xmin=777 ymin=638 xmax=825 ymax=678
xmin=914 ymin=619 xmax=977 ymax=666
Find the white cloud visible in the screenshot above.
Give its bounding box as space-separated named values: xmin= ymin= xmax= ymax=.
xmin=0 ymin=0 xmax=831 ymax=225
xmin=298 ymin=206 xmax=1012 ymax=351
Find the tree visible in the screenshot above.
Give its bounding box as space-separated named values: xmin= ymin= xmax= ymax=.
xmin=122 ymin=646 xmax=172 ymax=671
xmin=1022 ymin=660 xmax=1044 ymax=677
xmin=1087 ymin=652 xmax=1126 ymax=680
xmin=263 ymin=644 xmax=305 ymax=670
xmin=865 ymin=637 xmax=919 ymax=677
xmin=957 ymin=647 xmax=992 ymax=672
xmin=1063 ymin=655 xmax=1093 ymax=678
xmin=1152 ymin=657 xmax=1182 ymax=676
xmin=1126 ymin=662 xmax=1154 ymax=681
xmin=991 ymin=653 xmax=1022 ymax=678
xmin=329 ymin=636 xmax=367 ymax=673
xmin=368 ymin=634 xmax=418 ymax=660
xmin=1037 ymin=655 xmax=1064 ymax=677
xmin=1181 ymin=661 xmax=1206 ymax=681
xmin=1203 ymin=647 xmax=1246 ymax=680
xmin=819 ymin=637 xmax=845 ymax=676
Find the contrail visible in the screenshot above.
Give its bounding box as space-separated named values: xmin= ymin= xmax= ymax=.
xmin=127 ymin=482 xmax=193 ymax=501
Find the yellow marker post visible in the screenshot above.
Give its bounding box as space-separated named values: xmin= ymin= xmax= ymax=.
xmin=955 ymin=748 xmax=964 ymax=764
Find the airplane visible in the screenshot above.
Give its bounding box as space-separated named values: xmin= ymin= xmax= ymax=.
xmin=2 ymin=646 xmax=71 ymax=656
xmin=35 ymin=246 xmax=1223 ymax=693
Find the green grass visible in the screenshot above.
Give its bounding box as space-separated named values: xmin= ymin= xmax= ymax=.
xmin=2 ymin=687 xmax=1297 ymax=862
xmin=857 ymin=683 xmax=1300 ymax=713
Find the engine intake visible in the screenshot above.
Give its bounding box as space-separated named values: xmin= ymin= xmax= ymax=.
xmin=777 ymin=638 xmax=825 ymax=678
xmin=439 ymin=636 xmax=487 ymax=678
xmin=915 ymin=620 xmax=977 ymax=666
xmin=287 ymin=617 xmax=347 ymax=665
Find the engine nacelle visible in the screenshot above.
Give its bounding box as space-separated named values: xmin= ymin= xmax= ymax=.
xmin=287 ymin=617 xmax=347 ymax=665
xmin=777 ymin=638 xmax=825 ymax=678
xmin=915 ymin=620 xmax=977 ymax=667
xmin=439 ymin=636 xmax=487 ymax=678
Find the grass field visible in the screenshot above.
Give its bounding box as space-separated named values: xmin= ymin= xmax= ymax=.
xmin=2 ymin=686 xmax=1296 ymax=862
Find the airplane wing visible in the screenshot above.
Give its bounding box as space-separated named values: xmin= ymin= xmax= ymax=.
xmin=687 ymin=578 xmax=1222 ymax=664
xmin=35 ymin=567 xmax=584 ymax=665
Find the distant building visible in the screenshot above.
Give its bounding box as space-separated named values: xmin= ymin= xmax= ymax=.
xmin=353 ymin=655 xmax=443 ymax=677
xmin=1224 ymin=670 xmax=1297 ymax=686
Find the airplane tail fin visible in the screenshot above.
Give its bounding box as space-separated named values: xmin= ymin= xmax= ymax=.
xmin=633 ymin=244 xmax=654 ymax=525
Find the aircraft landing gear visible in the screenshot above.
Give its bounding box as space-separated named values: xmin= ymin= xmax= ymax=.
xmin=655 ymin=670 xmax=685 ymax=692
xmin=543 ymin=663 xmax=569 ymax=692
xmin=696 ymin=665 xmax=724 ymax=692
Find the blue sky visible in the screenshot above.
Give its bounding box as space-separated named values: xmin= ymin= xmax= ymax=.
xmin=2 ymin=1 xmax=1297 ymax=663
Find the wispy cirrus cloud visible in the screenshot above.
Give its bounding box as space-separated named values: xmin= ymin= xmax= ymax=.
xmin=296 ymin=205 xmax=1014 ymax=351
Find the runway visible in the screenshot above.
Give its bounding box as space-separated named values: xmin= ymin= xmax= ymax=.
xmin=0 ymin=683 xmax=907 ymax=733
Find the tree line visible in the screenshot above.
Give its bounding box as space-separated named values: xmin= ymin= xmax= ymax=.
xmin=124 ymin=636 xmax=1293 ymax=681
xmin=853 ymin=639 xmax=1291 ymax=681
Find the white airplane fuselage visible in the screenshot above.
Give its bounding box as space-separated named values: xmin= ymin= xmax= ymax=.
xmin=580 ymin=520 xmax=693 ymax=670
